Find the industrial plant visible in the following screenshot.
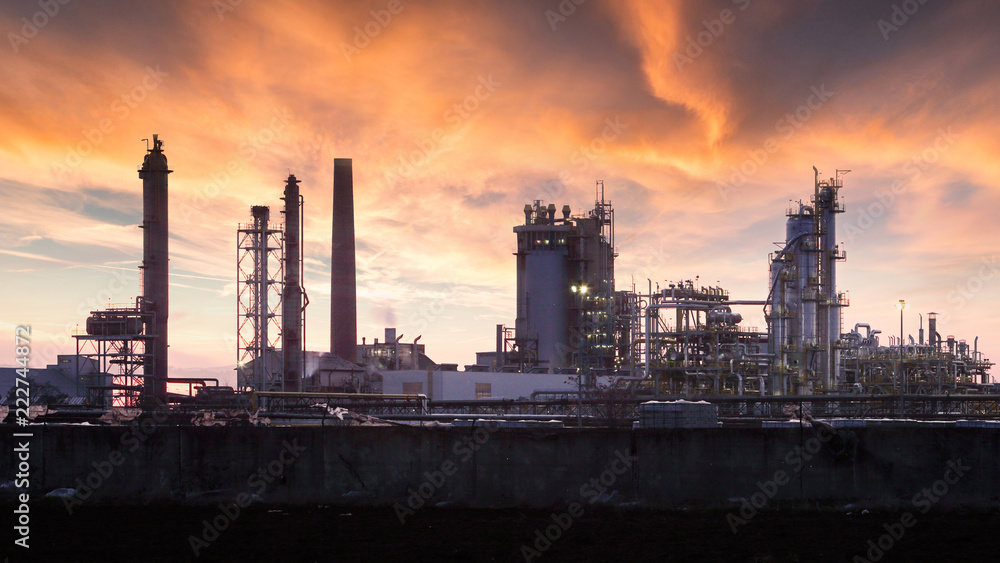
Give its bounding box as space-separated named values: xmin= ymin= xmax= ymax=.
xmin=2 ymin=136 xmax=996 ymax=422
xmin=4 ymin=134 xmax=1000 ymax=527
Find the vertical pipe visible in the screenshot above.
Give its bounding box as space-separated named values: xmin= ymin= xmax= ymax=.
xmin=919 ymin=313 xmax=924 ymax=345
xmin=251 ymin=206 xmax=270 ymax=389
xmin=331 ymin=158 xmax=357 ymax=362
xmin=899 ymin=304 xmax=905 ymax=416
xmin=514 ymin=226 xmax=528 ymax=368
xmin=282 ymin=175 xmax=302 ymax=392
xmin=495 ymin=324 xmax=504 ymax=369
xmin=138 ymin=134 xmax=171 ymax=404
xmin=645 ymin=279 xmax=654 ymax=395
xmin=823 ymin=189 xmax=839 ymax=391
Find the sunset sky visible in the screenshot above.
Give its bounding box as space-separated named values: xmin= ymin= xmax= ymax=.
xmin=2 ymin=0 xmax=999 ymax=385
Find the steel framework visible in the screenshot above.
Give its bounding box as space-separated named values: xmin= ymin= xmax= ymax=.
xmin=74 ymin=304 xmax=153 ymax=407
xmin=237 ymin=206 xmax=284 ymax=391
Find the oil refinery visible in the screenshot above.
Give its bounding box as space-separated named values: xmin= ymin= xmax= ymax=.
xmin=4 ymin=133 xmax=1000 ymax=529
xmin=3 ymin=135 xmax=993 ymax=423
xmin=6 ymin=2 xmax=1000 ymax=560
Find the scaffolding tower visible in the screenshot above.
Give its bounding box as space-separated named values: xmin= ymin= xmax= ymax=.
xmin=74 ymin=303 xmax=152 ymax=407
xmin=237 ymin=206 xmax=284 ymax=391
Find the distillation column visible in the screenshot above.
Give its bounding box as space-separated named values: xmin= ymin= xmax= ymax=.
xmin=814 ymin=167 xmax=845 ymax=391
xmin=138 ymin=134 xmax=171 ymax=404
xmin=282 ymin=175 xmax=303 ymax=392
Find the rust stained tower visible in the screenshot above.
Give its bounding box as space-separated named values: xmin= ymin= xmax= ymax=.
xmin=331 ymin=158 xmax=357 ymax=362
xmin=138 ymin=134 xmax=171 ymax=403
xmin=282 ymin=174 xmax=303 ymax=391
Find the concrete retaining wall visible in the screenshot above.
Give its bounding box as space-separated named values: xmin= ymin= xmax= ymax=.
xmin=3 ymin=424 xmax=997 ymax=508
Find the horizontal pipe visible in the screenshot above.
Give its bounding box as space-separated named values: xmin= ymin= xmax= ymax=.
xmin=165 ymin=378 xmax=219 ymax=386
xmin=252 ymin=391 xmax=427 ymax=411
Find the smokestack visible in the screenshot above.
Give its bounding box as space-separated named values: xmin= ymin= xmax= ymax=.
xmin=282 ymin=174 xmax=303 ymax=392
xmin=331 ymin=158 xmax=357 ymax=362
xmin=919 ymin=313 xmax=924 ymax=345
xmin=138 ymin=134 xmax=171 ymax=404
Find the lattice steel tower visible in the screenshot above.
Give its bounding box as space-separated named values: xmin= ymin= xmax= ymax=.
xmin=237 ymin=206 xmax=284 ymax=391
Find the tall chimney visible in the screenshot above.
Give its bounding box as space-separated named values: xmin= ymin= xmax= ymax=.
xmin=928 ymin=313 xmax=938 ymax=350
xmin=138 ymin=134 xmax=171 ymax=404
xmin=331 ymin=158 xmax=357 ymax=362
xmin=281 ymin=174 xmax=303 ymax=392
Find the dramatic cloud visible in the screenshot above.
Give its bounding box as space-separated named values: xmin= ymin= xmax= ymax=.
xmin=1 ymin=0 xmax=998 ymax=382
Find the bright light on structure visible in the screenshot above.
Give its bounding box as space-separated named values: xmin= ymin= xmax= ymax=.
xmin=895 ymin=299 xmax=906 ymax=310
xmin=580 ymin=285 xmax=589 ymax=294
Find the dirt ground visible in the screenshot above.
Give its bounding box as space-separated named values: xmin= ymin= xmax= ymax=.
xmin=4 ymin=502 xmax=998 ymax=562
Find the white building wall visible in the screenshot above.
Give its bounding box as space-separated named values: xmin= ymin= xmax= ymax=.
xmin=382 ymin=370 xmax=612 ymax=401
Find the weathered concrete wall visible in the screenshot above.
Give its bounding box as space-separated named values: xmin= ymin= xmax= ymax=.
xmin=2 ymin=424 xmax=997 ymax=508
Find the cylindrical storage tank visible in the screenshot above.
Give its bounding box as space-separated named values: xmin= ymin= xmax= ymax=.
xmin=786 ymin=209 xmax=813 ymax=242
xmin=707 ymin=310 xmax=742 ymax=325
xmin=86 ymin=314 xmax=143 ymax=336
xmin=524 ymin=250 xmax=569 ymax=370
xmin=785 ymin=208 xmax=814 ymax=345
xmin=788 ymin=211 xmax=816 ymax=347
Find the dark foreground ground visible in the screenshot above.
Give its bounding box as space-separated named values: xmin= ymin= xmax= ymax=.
xmin=2 ymin=502 xmax=998 ymax=563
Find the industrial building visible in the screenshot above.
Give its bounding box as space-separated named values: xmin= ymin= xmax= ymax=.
xmin=478 ymin=170 xmax=991 ymax=399
xmin=2 ymin=134 xmax=993 ymax=413
xmin=505 ymin=184 xmax=617 ymax=373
